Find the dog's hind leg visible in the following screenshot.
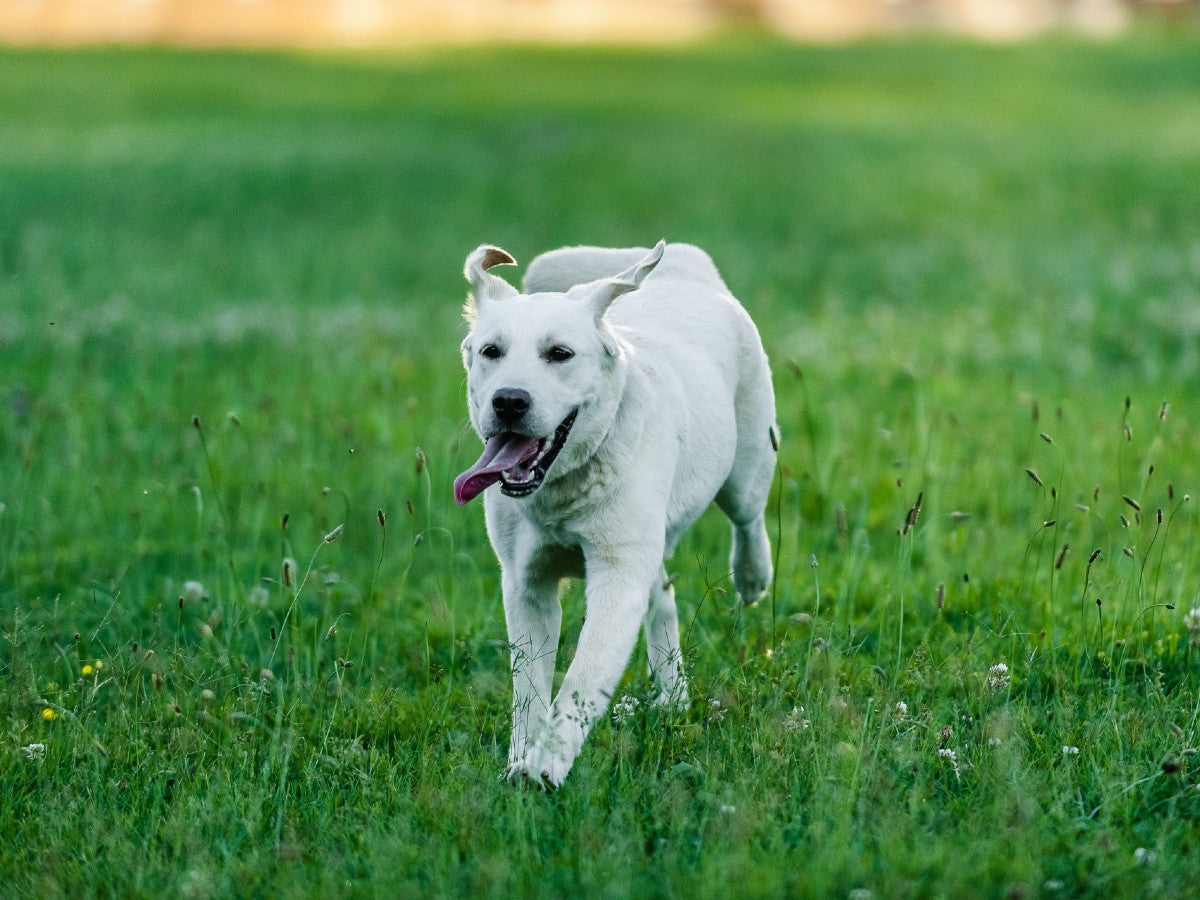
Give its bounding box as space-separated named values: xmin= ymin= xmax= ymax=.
xmin=716 ymin=382 xmax=778 ymax=606
xmin=643 ymin=567 xmax=688 ymax=707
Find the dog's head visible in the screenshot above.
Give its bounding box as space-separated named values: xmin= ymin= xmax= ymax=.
xmin=454 ymin=241 xmax=664 ymax=505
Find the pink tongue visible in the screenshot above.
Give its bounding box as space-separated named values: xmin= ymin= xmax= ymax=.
xmin=454 ymin=434 xmax=542 ymax=505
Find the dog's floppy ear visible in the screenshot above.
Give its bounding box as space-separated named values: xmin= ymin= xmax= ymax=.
xmin=583 ymin=240 xmax=665 ymax=320
xmin=464 ymin=244 xmax=518 ymax=321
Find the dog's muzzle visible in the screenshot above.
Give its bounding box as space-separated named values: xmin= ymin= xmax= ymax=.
xmin=454 ymin=410 xmax=577 ymax=505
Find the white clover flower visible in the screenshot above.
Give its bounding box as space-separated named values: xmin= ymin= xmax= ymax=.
xmin=937 ymin=746 xmax=962 ymax=778
xmin=783 ymin=706 xmax=810 ymax=732
xmin=987 ymin=662 xmax=1010 ymax=691
xmin=20 ymin=743 xmax=46 ymax=759
xmin=894 ymin=700 xmax=908 ymax=718
xmin=1043 ymin=879 xmax=1064 ymax=892
xmin=719 ymin=803 xmax=736 ymax=815
xmin=708 ymin=699 xmax=726 ymax=724
xmin=988 ymin=737 xmax=1002 ymax=747
xmin=1062 ymin=745 xmax=1080 ymax=756
xmin=611 ymin=694 xmax=640 ymax=726
xmin=182 ymin=580 xmax=205 ymax=602
xmin=1184 ymin=608 xmax=1200 ymax=634
xmin=1134 ymin=847 xmax=1156 ymax=865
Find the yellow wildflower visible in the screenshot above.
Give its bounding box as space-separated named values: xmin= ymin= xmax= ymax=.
xmin=42 ymin=708 xmax=58 ymax=721
xmin=82 ymin=664 xmax=94 ymax=676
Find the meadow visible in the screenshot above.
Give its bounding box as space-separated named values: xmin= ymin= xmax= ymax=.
xmin=2 ymin=29 xmax=1200 ymax=897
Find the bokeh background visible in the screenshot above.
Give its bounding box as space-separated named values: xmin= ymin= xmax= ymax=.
xmin=1 ymin=0 xmax=1196 ymax=45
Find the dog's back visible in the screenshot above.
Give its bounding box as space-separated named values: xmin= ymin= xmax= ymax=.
xmin=523 ymin=245 xmax=649 ymax=293
xmin=523 ymin=243 xmax=726 ymax=295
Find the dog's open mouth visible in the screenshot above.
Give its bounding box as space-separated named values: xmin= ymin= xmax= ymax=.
xmin=454 ymin=411 xmax=577 ymax=505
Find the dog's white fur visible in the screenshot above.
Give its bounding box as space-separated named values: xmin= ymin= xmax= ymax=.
xmin=459 ymin=241 xmax=777 ymax=787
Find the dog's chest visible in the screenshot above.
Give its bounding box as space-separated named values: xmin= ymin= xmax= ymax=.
xmin=525 ymin=453 xmax=620 ymax=535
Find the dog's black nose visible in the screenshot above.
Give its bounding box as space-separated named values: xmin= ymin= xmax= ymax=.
xmin=492 ymin=388 xmax=531 ymax=424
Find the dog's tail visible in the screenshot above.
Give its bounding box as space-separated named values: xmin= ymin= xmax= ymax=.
xmin=523 ymin=246 xmax=654 ymax=294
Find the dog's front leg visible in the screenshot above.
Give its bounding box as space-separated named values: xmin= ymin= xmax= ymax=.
xmin=501 ymin=567 xmax=562 ymax=773
xmin=511 ymin=549 xmax=658 ymax=788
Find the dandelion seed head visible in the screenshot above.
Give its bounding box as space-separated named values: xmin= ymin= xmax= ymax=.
xmin=182 ymin=580 xmax=205 ymax=602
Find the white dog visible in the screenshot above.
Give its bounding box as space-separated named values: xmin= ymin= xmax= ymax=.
xmin=455 ymin=240 xmax=777 ymax=788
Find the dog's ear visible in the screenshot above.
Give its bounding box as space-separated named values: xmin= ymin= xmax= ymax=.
xmin=463 ymin=244 xmax=518 ymax=321
xmin=584 ymin=240 xmax=665 ymax=320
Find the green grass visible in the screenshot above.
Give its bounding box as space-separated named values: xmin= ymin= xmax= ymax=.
xmin=3 ymin=30 xmax=1200 ymax=897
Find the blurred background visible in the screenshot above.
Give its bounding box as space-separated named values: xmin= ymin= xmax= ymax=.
xmin=1 ymin=0 xmax=1196 ymax=46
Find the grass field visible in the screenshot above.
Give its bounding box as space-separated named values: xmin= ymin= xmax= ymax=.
xmin=3 ymin=30 xmax=1200 ymax=897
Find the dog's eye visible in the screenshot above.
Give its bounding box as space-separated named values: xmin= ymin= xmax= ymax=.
xmin=545 ymin=346 xmax=574 ymax=363
xmin=480 ymin=344 xmax=503 ymax=360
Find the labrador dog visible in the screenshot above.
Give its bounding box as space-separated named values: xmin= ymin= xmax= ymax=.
xmin=455 ymin=240 xmax=777 ymax=787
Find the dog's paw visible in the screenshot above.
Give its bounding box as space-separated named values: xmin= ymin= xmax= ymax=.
xmin=503 ymin=753 xmax=569 ymax=790
xmin=731 ymin=526 xmax=772 ymax=606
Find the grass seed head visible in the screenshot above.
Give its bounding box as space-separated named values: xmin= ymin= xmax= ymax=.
xmin=324 ymin=523 xmax=344 ymax=543
xmin=1055 ymin=544 xmax=1069 ymax=569
xmin=377 ymin=508 xmax=386 ymax=527
xmin=1025 ymin=468 xmax=1043 ymax=487
xmin=1122 ymin=495 xmax=1141 ymax=512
